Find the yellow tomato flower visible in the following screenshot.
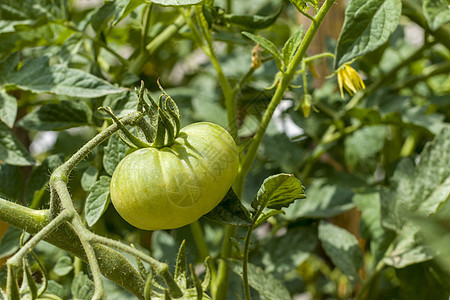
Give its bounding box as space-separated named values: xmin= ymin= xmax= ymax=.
xmin=337 ymin=65 xmax=365 ymax=98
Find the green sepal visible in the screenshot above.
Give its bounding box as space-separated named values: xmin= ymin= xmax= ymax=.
xmin=174 ymin=240 xmax=187 ymax=288
xmin=201 ymin=257 xmax=212 ymax=291
xmin=189 ymin=263 xmax=202 ymax=299
xmin=99 ymin=106 xmax=151 ymax=148
xmin=21 ymin=258 xmax=38 ymax=299
xmin=224 ymin=4 xmax=283 ymax=30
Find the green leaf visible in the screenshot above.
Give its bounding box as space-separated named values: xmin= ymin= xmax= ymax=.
xmin=53 ymin=256 xmax=73 ymax=276
xmin=0 ymin=120 xmax=35 ymax=166
xmin=3 ymin=56 xmax=125 ymax=98
xmin=17 ymin=100 xmax=92 ymax=131
xmin=71 ymin=272 xmax=95 ymax=300
xmin=318 ymin=221 xmax=363 ymax=280
xmin=381 ymin=127 xmax=450 ymax=231
xmin=0 ymin=164 xmax=23 ymax=201
xmin=112 ymin=0 xmax=147 ymax=26
xmin=252 ymin=173 xmax=306 ymax=211
xmin=423 ymin=0 xmax=450 ymax=31
xmin=283 ymin=181 xmax=354 ymax=219
xmin=344 ymin=125 xmax=387 ymax=173
xmin=226 ymin=259 xmax=291 ymax=300
xmin=383 ymin=223 xmax=434 ymax=268
xmin=395 ymin=262 xmax=450 ymax=300
xmin=242 ymin=32 xmax=283 ymax=70
xmin=0 ymin=227 xmax=28 ymax=259
xmin=334 ymin=0 xmax=402 ymax=68
xmin=259 ymin=227 xmax=317 ymax=277
xmin=85 ymin=176 xmax=111 ymax=227
xmin=149 ymin=0 xmax=203 ymax=6
xmin=282 ymin=26 xmax=304 ymax=67
xmin=81 ymin=165 xmax=99 ymax=192
xmin=103 ymin=132 xmax=130 ymax=176
xmin=224 ymin=5 xmax=282 ymax=30
xmin=0 ymin=90 xmax=17 ymax=128
xmin=353 ymin=190 xmax=392 ymax=262
xmin=349 ymin=105 xmax=445 ymax=136
xmin=0 ymin=53 xmax=20 ymax=84
xmin=203 ymin=188 xmax=252 ymax=226
xmin=24 ymin=154 xmax=64 ymax=205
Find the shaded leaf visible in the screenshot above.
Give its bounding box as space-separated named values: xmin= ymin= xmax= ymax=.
xmin=0 ymin=120 xmax=35 ymax=166
xmin=0 ymin=53 xmax=20 ymax=84
xmin=24 ymin=154 xmax=64 ymax=205
xmin=318 ymin=221 xmax=363 ymax=280
xmin=381 ymin=127 xmax=450 ymax=231
xmin=384 ymin=223 xmax=434 ymax=268
xmin=423 ymin=0 xmax=450 ymax=31
xmin=396 ymin=262 xmax=450 ymax=300
xmin=344 ymin=125 xmax=387 ymax=173
xmin=203 ymin=188 xmax=252 ymax=226
xmin=0 ymin=164 xmax=23 ymax=201
xmin=252 ymin=173 xmax=305 ymax=211
xmin=242 ymin=32 xmax=283 ymax=70
xmin=85 ymin=176 xmax=111 ymax=227
xmin=283 ymin=181 xmax=354 ymax=219
xmin=0 ymin=227 xmax=29 ymax=259
xmin=18 ymin=100 xmax=92 ymax=131
xmin=0 ymin=90 xmax=17 ymax=128
xmin=227 ymin=259 xmax=291 ymax=300
xmin=335 ymin=0 xmax=402 ymax=68
xmin=259 ymin=227 xmax=317 ymax=277
xmin=224 ymin=5 xmax=282 ymax=30
xmin=112 ymin=0 xmax=147 ymax=26
xmin=3 ymin=56 xmax=124 ymax=98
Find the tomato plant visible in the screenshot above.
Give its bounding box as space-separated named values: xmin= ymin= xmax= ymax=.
xmin=0 ymin=0 xmax=449 ymax=299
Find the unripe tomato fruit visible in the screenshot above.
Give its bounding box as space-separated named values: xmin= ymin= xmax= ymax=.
xmin=110 ymin=122 xmax=239 ymax=230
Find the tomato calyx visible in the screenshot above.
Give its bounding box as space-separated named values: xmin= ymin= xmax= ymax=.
xmin=100 ymin=80 xmax=182 ymax=149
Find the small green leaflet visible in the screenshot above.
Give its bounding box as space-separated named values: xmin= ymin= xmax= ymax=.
xmin=103 ymin=133 xmax=130 ymax=176
xmin=252 ymin=173 xmax=305 ymax=211
xmin=423 ymin=0 xmax=450 ymax=31
xmin=282 ymin=26 xmax=304 ymax=68
xmin=242 ymin=32 xmax=283 ymax=70
xmin=334 ymin=0 xmax=402 ymax=69
xmin=85 ymin=176 xmax=111 ymax=227
xmin=53 ymin=256 xmax=73 ymax=277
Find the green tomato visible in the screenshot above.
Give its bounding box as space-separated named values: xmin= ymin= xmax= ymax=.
xmin=110 ymin=122 xmax=239 ymax=230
